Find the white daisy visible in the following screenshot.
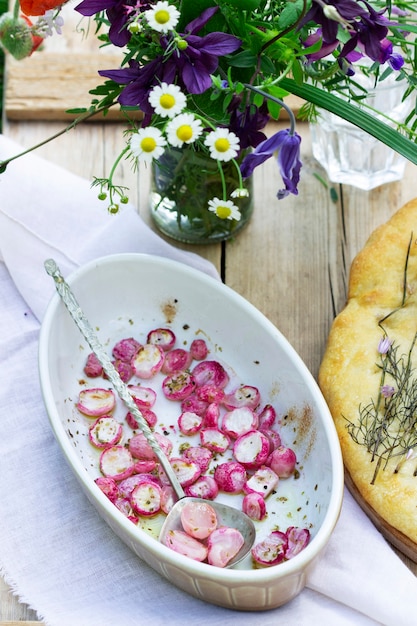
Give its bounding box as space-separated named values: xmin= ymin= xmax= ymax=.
xmin=148 ymin=83 xmax=187 ymax=118
xmin=166 ymin=113 xmax=203 ymax=147
xmin=231 ymin=187 xmax=250 ymax=198
xmin=204 ymin=128 xmax=240 ymax=162
xmin=208 ymin=197 xmax=241 ymax=221
xmin=130 ymin=127 xmax=167 ymax=163
xmin=145 ymin=1 xmax=180 ymax=33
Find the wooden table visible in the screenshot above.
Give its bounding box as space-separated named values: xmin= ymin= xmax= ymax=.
xmin=2 ymin=12 xmax=417 ymax=623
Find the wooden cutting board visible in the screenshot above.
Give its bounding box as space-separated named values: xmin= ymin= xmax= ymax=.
xmin=344 ymin=468 xmax=417 ymax=563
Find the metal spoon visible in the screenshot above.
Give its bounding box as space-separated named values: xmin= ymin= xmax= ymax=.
xmin=44 ymin=259 xmax=256 ymax=567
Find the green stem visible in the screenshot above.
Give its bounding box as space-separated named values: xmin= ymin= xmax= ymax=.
xmin=244 ymin=83 xmax=296 ymax=134
xmin=0 ymin=101 xmax=118 ymax=173
xmin=260 ymin=0 xmax=308 ymax=54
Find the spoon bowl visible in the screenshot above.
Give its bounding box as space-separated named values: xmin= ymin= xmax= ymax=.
xmin=44 ymin=258 xmax=256 ymax=567
xmin=159 ymin=496 xmax=256 ymax=567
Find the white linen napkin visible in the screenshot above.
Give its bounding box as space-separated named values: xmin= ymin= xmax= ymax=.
xmin=0 ymin=133 xmax=416 ymax=626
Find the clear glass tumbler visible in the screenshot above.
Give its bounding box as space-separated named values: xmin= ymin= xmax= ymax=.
xmin=310 ymin=73 xmax=412 ymax=190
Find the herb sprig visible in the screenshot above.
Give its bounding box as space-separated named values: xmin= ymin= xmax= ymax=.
xmin=346 ymin=234 xmax=417 ymax=484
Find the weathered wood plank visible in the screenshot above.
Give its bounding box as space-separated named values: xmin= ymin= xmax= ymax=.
xmin=4 ymin=49 xmax=302 ymax=122
xmin=5 ymin=52 xmax=128 ymax=121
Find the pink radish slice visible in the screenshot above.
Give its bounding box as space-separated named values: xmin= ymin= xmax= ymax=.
xmin=180 ymin=395 xmax=208 ymax=416
xmin=162 ymin=371 xmax=195 ymax=401
xmin=267 ymin=446 xmax=297 ymax=478
xmin=285 ymin=527 xmax=310 ymax=559
xmin=251 ymin=530 xmax=288 ymax=566
xmin=182 ymin=446 xmax=213 ymax=473
xmin=207 ymin=527 xmax=245 ymax=567
xmin=112 ymin=337 xmax=141 ymax=362
xmin=222 ymin=385 xmax=261 ymax=410
xmin=127 ymin=384 xmax=157 ymax=407
xmin=233 ymin=430 xmax=270 ymax=469
xmin=184 ymin=475 xmax=219 ymax=500
xmin=178 ymin=411 xmax=203 ymax=435
xmin=243 ymin=465 xmax=279 ymax=498
xmin=125 ymin=406 xmax=158 ymax=429
xmin=118 ymin=473 xmax=160 ymax=498
xmin=203 ymin=402 xmax=221 ymax=428
xmin=133 ymin=459 xmax=157 ymax=474
xmin=131 ymin=344 xmax=165 ymax=379
xmin=164 ymin=530 xmax=208 ymax=562
xmin=161 ymin=485 xmax=176 ymax=514
xmin=76 ymin=388 xmax=116 ymax=417
xmin=108 ymin=359 xmax=133 ymax=383
xmin=242 ymin=492 xmax=267 ymax=521
xmin=170 ymin=458 xmax=201 ymax=487
xmin=129 ymin=432 xmax=173 ymax=461
xmin=260 ymin=428 xmax=282 ymax=452
xmin=258 ymin=404 xmax=277 ymax=430
xmin=99 ymin=445 xmax=135 ymax=481
xmin=161 ymin=348 xmax=192 ymax=374
xmin=84 ymin=353 xmax=103 ymax=378
xmin=196 ymin=384 xmax=225 ymax=403
xmin=214 ymin=461 xmax=247 ymax=494
xmin=146 ymin=327 xmax=176 ymax=351
xmin=95 ymin=476 xmax=119 ymax=503
xmin=199 ymin=428 xmax=230 ymax=453
xmin=192 ymin=360 xmax=229 ymax=388
xmin=221 ymin=406 xmax=259 ymax=439
xmin=180 ymin=501 xmax=218 ymax=539
xmin=88 ymin=415 xmax=123 ymax=448
xmin=190 ymin=339 xmax=208 ymax=360
xmin=130 ymin=480 xmax=162 ymax=516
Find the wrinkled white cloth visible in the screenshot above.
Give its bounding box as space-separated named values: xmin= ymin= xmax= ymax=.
xmin=0 ymin=134 xmax=416 ymax=626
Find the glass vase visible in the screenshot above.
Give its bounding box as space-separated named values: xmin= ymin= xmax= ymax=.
xmin=310 ymin=72 xmax=412 ymax=191
xmin=150 ymin=146 xmax=253 ymax=244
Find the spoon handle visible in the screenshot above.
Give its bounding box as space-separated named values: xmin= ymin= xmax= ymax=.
xmin=44 ymin=258 xmax=185 ymax=500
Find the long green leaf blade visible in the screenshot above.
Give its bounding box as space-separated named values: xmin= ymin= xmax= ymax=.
xmin=281 ymin=78 xmax=417 ymax=166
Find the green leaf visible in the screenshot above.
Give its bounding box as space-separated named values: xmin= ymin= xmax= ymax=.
xmin=222 ymin=0 xmax=261 ymax=9
xmin=178 ymin=0 xmax=217 ymax=30
xmin=277 ymin=0 xmax=306 ymax=30
xmin=66 ymin=108 xmax=89 ymax=114
xmin=291 ymin=58 xmax=304 ymax=86
xmin=281 ymin=78 xmax=417 ymax=165
xmin=228 ymin=50 xmax=258 ymax=68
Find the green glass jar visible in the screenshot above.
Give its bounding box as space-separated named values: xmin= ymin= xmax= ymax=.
xmin=150 ymin=146 xmax=253 ymax=244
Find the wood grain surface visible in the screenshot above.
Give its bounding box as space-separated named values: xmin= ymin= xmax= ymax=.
xmin=2 ymin=6 xmax=417 ymax=623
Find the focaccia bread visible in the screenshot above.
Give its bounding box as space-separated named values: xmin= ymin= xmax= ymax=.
xmin=319 ymin=198 xmax=417 ymax=547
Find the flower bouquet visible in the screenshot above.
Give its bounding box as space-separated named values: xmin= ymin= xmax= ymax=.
xmin=1 ymin=0 xmax=417 ymax=241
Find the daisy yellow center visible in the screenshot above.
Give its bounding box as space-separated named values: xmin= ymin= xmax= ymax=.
xmin=177 ymin=125 xmax=193 ymax=141
xmin=141 ymin=137 xmax=157 ymax=152
xmin=215 ymin=204 xmax=232 ymax=219
xmin=214 ymin=138 xmax=231 ymax=153
xmin=160 ymin=93 xmax=176 ymax=109
xmin=155 ymin=9 xmax=170 ymax=24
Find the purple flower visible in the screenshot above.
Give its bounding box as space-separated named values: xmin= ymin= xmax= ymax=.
xmin=339 ymin=3 xmax=393 ymax=63
xmin=159 ymin=7 xmax=241 ymax=94
xmin=75 ymin=0 xmax=150 ymax=47
xmin=303 ymin=30 xmax=339 ymax=62
xmin=381 ymin=385 xmax=395 ymax=398
xmin=99 ymin=6 xmax=241 ymax=119
xmin=379 ymin=39 xmax=405 ymax=69
xmin=298 ymin=0 xmax=367 ymax=44
xmin=378 ymin=336 xmax=392 ymax=354
xmin=228 ymin=102 xmax=270 ymax=149
xmin=240 ymin=130 xmax=302 ymax=199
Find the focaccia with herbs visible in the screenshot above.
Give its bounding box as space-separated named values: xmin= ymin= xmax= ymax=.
xmin=319 ymin=198 xmax=417 ymax=545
